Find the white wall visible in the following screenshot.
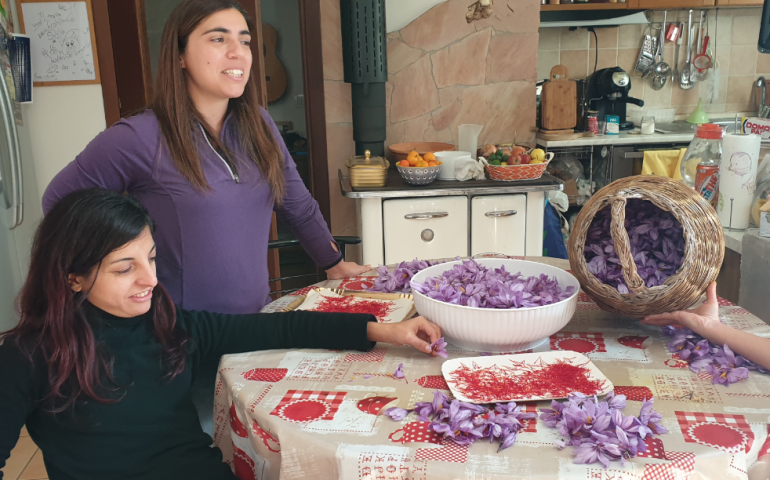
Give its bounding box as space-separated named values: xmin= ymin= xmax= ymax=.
xmin=386 ymin=0 xmax=444 ymax=33
xmin=22 ymin=85 xmax=107 ymax=195
xmin=261 ymin=0 xmax=307 ymax=137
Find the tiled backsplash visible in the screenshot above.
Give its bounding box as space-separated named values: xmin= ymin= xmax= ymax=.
xmin=537 ymin=8 xmax=768 ymax=120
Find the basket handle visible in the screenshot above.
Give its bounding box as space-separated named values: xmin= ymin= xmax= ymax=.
xmin=609 ymin=197 xmax=646 ymax=294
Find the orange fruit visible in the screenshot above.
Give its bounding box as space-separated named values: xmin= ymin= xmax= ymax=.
xmin=428 ymin=161 xmax=437 ymax=167
xmin=407 ymin=150 xmax=419 ymax=160
xmin=399 ymin=159 xmax=410 ymax=167
xmin=424 ymin=152 xmax=436 ymax=162
xmin=408 ymin=156 xmax=419 ymax=166
xmin=417 ymin=161 xmax=428 ymax=168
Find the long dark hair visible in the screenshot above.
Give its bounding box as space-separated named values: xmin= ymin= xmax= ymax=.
xmin=151 ymin=0 xmax=285 ymax=203
xmin=2 ymin=189 xmax=189 ymax=412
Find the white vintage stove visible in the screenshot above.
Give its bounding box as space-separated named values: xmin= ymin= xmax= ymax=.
xmin=339 ymin=169 xmax=564 ymax=265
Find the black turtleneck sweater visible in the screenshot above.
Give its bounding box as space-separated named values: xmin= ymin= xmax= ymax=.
xmin=0 ymin=305 xmax=375 ymax=480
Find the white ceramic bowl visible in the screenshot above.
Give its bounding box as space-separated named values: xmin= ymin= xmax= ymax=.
xmin=410 ymin=259 xmax=579 ymax=352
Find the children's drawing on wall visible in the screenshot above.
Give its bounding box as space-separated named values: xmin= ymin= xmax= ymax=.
xmin=20 ymin=1 xmax=97 ymax=83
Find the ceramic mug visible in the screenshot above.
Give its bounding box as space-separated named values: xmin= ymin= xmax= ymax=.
xmin=435 ymin=151 xmax=472 ymax=181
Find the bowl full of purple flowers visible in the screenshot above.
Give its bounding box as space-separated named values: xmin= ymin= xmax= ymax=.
xmin=410 ymin=259 xmax=579 ymax=353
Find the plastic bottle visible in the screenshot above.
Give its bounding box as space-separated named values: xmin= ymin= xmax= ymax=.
xmin=680 ymin=124 xmax=725 ymax=188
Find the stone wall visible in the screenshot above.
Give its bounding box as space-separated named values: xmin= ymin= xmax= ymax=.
xmin=320 ymin=0 xmax=540 ymax=252
xmin=385 ymin=0 xmax=539 ymax=154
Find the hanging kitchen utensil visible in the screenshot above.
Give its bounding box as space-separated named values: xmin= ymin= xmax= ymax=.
xmin=681 ymin=10 xmax=694 ymax=90
xmin=673 ymin=22 xmax=683 ymax=81
xmin=635 ymin=24 xmax=660 ymax=78
xmin=691 ymin=12 xmax=703 ymax=82
xmin=652 ymin=13 xmax=671 ymax=91
xmin=709 ymin=10 xmax=720 ymax=103
xmin=693 ymin=36 xmax=711 ymax=73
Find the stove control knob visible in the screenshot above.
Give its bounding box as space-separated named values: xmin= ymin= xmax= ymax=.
xmin=421 ymin=229 xmax=434 ymax=242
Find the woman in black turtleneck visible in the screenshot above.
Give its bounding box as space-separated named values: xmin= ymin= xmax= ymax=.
xmin=0 ymin=189 xmax=441 ymax=480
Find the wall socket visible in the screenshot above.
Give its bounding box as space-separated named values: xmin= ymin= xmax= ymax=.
xmin=295 ymin=94 xmax=305 ymax=107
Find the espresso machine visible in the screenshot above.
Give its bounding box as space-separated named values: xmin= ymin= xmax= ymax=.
xmin=587 ymin=67 xmax=644 ymax=130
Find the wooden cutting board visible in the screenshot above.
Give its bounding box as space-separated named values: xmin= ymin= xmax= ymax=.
xmin=541 ymin=65 xmax=577 ymax=131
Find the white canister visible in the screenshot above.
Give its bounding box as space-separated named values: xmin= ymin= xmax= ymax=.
xmin=435 ymin=151 xmax=473 ymax=181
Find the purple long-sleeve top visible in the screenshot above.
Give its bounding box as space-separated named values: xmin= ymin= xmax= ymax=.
xmin=43 ymin=108 xmax=342 ymax=314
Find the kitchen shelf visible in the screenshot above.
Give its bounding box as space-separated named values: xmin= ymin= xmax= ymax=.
xmin=540 ymin=3 xmax=629 ymax=10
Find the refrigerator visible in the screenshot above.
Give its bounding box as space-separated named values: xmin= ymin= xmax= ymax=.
xmin=0 ymin=50 xmax=41 ymax=333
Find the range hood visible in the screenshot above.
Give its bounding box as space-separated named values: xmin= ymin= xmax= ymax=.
xmin=540 ymin=10 xmax=649 ymax=28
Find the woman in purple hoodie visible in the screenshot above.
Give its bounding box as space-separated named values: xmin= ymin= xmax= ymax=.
xmin=43 ymin=0 xmax=368 ymax=316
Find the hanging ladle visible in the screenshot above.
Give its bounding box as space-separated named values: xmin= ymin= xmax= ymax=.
xmin=651 ymin=12 xmax=671 ymax=91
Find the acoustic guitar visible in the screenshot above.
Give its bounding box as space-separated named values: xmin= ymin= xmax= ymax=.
xmin=262 ymin=23 xmax=288 ymax=103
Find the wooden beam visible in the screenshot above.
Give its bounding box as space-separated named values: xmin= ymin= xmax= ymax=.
xmin=91 ymin=0 xmax=121 ymax=126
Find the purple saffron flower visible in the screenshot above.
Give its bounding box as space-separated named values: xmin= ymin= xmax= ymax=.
xmin=384 ymin=407 xmax=410 ymax=421
xmin=605 ymin=391 xmax=627 ymax=411
xmin=707 ymin=363 xmax=749 ymax=386
xmin=393 ymin=363 xmax=405 ymax=379
xmin=636 ymin=397 xmax=668 ymax=436
xmin=539 ymin=400 xmax=565 ymax=428
xmin=497 ymin=431 xmax=517 ymax=452
xmin=430 ymin=337 xmax=449 ymax=358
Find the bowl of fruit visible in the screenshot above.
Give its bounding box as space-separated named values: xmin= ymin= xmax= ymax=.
xmin=482 ymin=145 xmax=554 ymax=182
xmin=396 ymin=150 xmax=443 ymax=186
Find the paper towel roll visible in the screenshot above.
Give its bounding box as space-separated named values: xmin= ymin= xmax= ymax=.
xmin=718 ymin=133 xmax=761 ymax=230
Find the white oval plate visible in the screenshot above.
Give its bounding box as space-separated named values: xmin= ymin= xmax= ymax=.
xmin=441 ymin=350 xmax=614 ymax=404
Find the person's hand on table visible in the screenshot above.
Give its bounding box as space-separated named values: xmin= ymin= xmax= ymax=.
xmin=640 ymin=281 xmax=719 ymax=335
xmin=367 ymin=316 xmax=443 ymax=355
xmin=641 ymin=281 xmax=770 ymax=371
xmin=326 ymin=260 xmax=371 ymax=280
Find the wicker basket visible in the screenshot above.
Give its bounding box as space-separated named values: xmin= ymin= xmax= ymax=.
xmin=567 ymin=176 xmax=724 ymax=319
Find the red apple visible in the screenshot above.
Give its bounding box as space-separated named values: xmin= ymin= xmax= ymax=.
xmin=519 ymin=154 xmax=531 ymax=165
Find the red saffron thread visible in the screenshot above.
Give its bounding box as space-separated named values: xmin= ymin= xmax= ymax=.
xmin=447 ymin=359 xmax=606 ymax=402
xmin=310 ymin=295 xmax=395 ymax=321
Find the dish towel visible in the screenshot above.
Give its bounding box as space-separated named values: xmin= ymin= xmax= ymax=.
xmin=641 ymin=149 xmax=687 ymax=181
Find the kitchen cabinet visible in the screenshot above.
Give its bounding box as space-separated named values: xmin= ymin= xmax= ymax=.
xmin=341 ymin=169 xmax=562 ymax=266
xmin=471 ymin=195 xmax=528 ymax=257
xmin=383 ymin=196 xmax=468 ymax=264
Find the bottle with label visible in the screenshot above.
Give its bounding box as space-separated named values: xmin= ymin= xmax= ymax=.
xmin=680 ymin=123 xmax=724 ymax=188
xmin=695 ymin=156 xmax=719 ymax=209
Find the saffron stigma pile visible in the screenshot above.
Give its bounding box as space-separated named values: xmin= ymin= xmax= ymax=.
xmin=446 ymin=358 xmax=606 ymax=403
xmin=369 ymin=258 xmax=574 ymax=308
xmin=385 ymin=390 xmax=667 ymax=468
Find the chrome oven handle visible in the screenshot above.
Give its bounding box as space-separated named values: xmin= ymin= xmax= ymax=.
xmin=485 ymin=210 xmax=517 ymax=218
xmin=404 ymin=212 xmax=449 ymax=220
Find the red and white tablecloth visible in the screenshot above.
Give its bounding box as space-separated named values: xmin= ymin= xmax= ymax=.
xmin=213 ymin=257 xmax=770 ymax=480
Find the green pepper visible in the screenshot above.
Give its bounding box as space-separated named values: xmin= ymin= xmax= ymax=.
xmin=490 ymin=158 xmax=501 ymax=165
xmin=503 ymin=154 xmax=509 ymax=162
xmin=496 ymin=149 xmax=504 ymax=157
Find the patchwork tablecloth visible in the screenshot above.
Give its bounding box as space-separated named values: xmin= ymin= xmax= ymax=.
xmin=213 ymin=257 xmax=770 ymax=479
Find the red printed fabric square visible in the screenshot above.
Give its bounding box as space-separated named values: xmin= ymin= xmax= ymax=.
xmin=614 ymin=386 xmax=654 ymax=402
xmin=417 ymin=375 xmax=450 ymax=391
xmin=415 ymin=439 xmax=469 ymax=463
xmin=242 ymin=368 xmax=288 ymax=383
xmin=344 ymin=347 xmax=387 ymax=363
xmin=550 ymin=332 xmax=607 ymax=354
xmin=641 ymin=451 xmax=696 ymax=480
xmin=519 ymin=402 xmax=538 ymax=433
xmin=675 ymin=411 xmax=754 ymax=453
xmin=270 ymin=390 xmax=346 ymax=424
xmin=337 ymin=276 xmax=376 ymax=291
